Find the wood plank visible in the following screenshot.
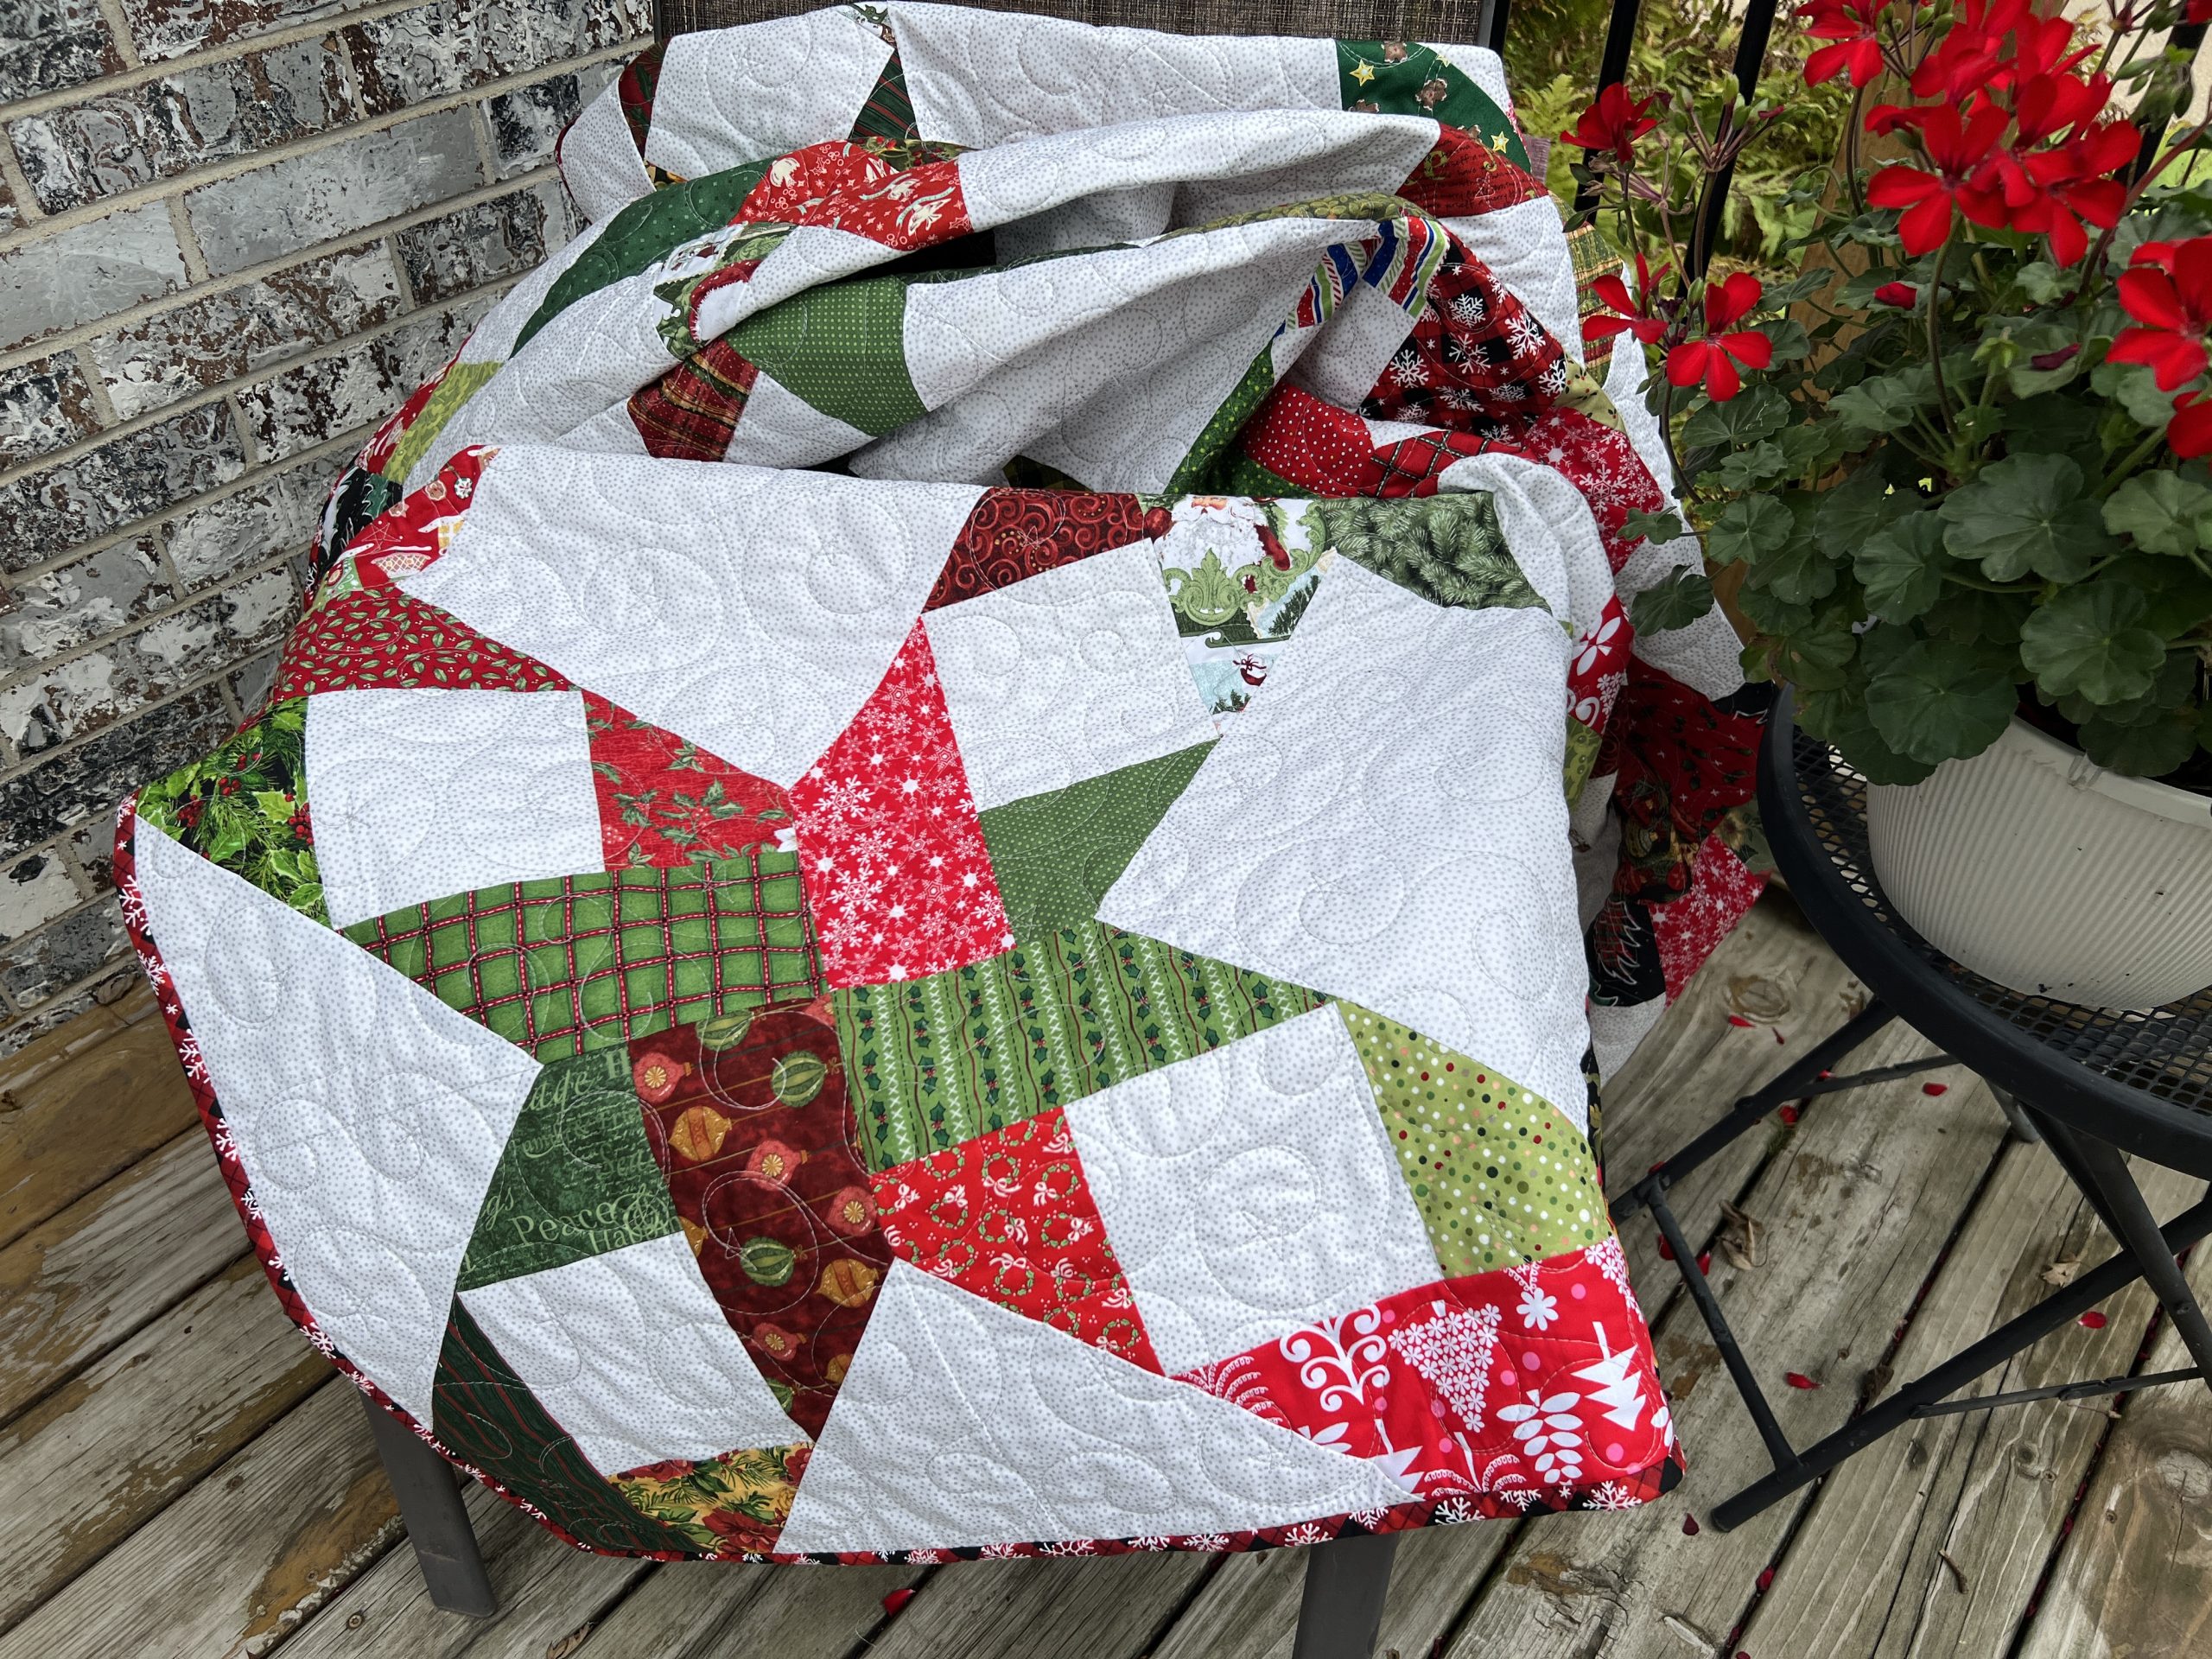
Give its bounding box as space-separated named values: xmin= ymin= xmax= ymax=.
xmin=0 ymin=1131 xmax=243 ymax=1425
xmin=2014 ymin=1227 xmax=2212 ymax=1659
xmin=1437 ymin=1020 xmax=2001 ymax=1659
xmin=1147 ymin=897 xmax=1868 ymax=1659
xmin=0 ymin=1380 xmax=402 ymax=1659
xmin=0 ymin=979 xmax=194 ymax=1250
xmin=1743 ymin=1145 xmax=2202 ymax=1659
xmin=0 ymin=1254 xmax=333 ymax=1633
xmin=856 ymin=1552 xmax=1215 ymax=1659
xmin=271 ymin=1478 xmax=650 ymax=1659
xmin=563 ymin=1558 xmax=926 ymax=1659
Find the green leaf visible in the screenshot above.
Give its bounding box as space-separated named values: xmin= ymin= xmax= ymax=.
xmin=1707 ymin=495 xmax=1796 ymax=566
xmin=2110 ymin=552 xmax=2212 ymax=635
xmin=2019 ymin=584 xmax=2168 ymax=704
xmin=1756 ymin=536 xmax=1839 ymax=605
xmin=1830 ymin=369 xmax=1936 ymax=437
xmin=1866 ymin=640 xmax=2019 ymax=763
xmin=1681 ymin=385 xmax=1790 ymax=449
xmin=2017 ymin=260 xmax=2069 ymax=303
xmin=1924 ymin=587 xmax=2032 ymax=645
xmin=1937 ymin=454 xmax=2117 ymax=581
xmin=2102 ymin=471 xmax=2212 ymax=556
xmin=1627 ymin=568 xmax=1715 ymax=635
xmin=2079 ymin=709 xmax=2200 ymax=776
xmin=1798 ymin=688 xmax=1941 ymax=784
xmin=1855 ymin=511 xmax=1948 ymax=623
xmin=1707 ymin=440 xmax=1789 ymax=490
xmin=2001 ymin=393 xmax=2101 ymax=457
xmin=1815 ymin=463 xmax=1914 ymax=557
xmin=2091 ymin=359 xmax=2178 ymax=430
xmin=1755 ymin=315 xmax=1813 ymax=363
xmin=1620 ymin=507 xmax=1687 ymax=545
xmin=1777 ymin=420 xmax=1853 ymax=475
xmin=252 ymin=790 xmax=294 ymax=823
xmin=1770 ymin=620 xmax=1857 ymax=691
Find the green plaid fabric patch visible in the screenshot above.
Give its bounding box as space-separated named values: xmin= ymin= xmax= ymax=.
xmin=342 ymin=848 xmax=823 ymax=1060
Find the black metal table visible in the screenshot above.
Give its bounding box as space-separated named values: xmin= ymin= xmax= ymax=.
xmin=1612 ymin=689 xmax=2212 ymax=1532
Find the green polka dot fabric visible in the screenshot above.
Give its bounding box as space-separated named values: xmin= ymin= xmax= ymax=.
xmin=1338 ymin=1002 xmax=1605 ymax=1274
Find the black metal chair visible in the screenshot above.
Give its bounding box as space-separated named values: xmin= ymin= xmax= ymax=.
xmin=360 ymin=0 xmax=1783 ymax=1651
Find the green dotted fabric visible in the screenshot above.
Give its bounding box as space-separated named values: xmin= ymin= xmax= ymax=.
xmin=727 ymin=275 xmax=925 ymax=435
xmin=1338 ymin=1002 xmax=1605 ymax=1274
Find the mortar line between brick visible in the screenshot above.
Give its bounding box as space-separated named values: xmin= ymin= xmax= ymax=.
xmin=0 ymin=158 xmax=563 ymax=376
xmin=225 ymin=389 xmax=261 ymax=468
xmin=0 ymin=649 xmax=271 ymax=796
xmin=0 ymin=269 xmax=520 ymax=500
xmin=0 ymin=139 xmax=42 ymax=227
xmin=0 ymin=0 xmax=424 ymax=124
xmin=0 ymin=36 xmax=645 ymax=259
xmin=164 ymin=194 xmax=212 ymax=283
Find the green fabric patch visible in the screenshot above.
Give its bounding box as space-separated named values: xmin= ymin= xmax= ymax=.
xmin=383 ymin=359 xmax=499 ymax=486
xmin=610 ymin=1443 xmax=808 ymax=1553
xmin=979 ymin=743 xmax=1213 ymax=939
xmin=1211 ymin=451 xmax=1309 ymax=499
xmin=726 ymin=276 xmax=924 ymax=435
xmin=135 ymin=697 xmax=324 ymax=922
xmin=1565 ymin=714 xmax=1604 ymax=804
xmin=849 ymin=48 xmax=918 ymax=146
xmin=838 ymin=920 xmax=1326 ymax=1170
xmin=1335 ymin=41 xmax=1529 ymax=170
xmin=1338 ymin=1002 xmax=1604 ymax=1274
xmin=432 ymin=1300 xmax=703 ymax=1554
xmin=1313 ymin=493 xmax=1544 ymax=612
xmin=455 ymin=1046 xmax=682 ymax=1292
xmin=1166 ymin=339 xmax=1281 ymax=497
xmin=342 ymin=851 xmax=822 ymax=1061
xmin=518 ymin=159 xmax=778 ymax=351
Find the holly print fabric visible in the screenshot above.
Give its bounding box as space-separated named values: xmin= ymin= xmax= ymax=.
xmin=114 ymin=4 xmax=1783 ymax=1571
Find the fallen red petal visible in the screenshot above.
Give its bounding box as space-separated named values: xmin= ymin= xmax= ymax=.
xmin=882 ymin=1588 xmax=918 ymax=1618
xmin=1698 ymin=1252 xmax=1713 ymax=1274
xmin=1683 ymin=1513 xmax=1701 ymax=1535
xmin=2079 ymin=1310 xmax=2109 ymax=1329
xmin=1758 ymin=1567 xmax=1775 ymax=1592
xmin=1728 ymin=1014 xmax=1755 ymax=1027
xmin=1775 ymin=1028 xmax=1786 ymax=1044
xmin=1923 ymin=1082 xmax=1948 ymax=1096
xmin=1658 ymin=1235 xmax=1676 ymax=1262
xmin=1778 ymin=1104 xmax=1801 ymax=1125
xmin=1784 ymin=1371 xmax=1822 ymax=1389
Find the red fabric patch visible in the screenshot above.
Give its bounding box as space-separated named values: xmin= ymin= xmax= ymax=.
xmin=1240 ymin=386 xmax=1392 ymax=495
xmin=924 ymin=487 xmax=1160 ymax=611
xmin=787 ymin=620 xmax=1014 ymax=986
xmin=1359 ymin=243 xmax=1567 ymax=427
xmin=356 ymin=355 xmax=455 ymax=479
xmin=631 ymin=1002 xmax=893 ymax=1439
xmin=276 ymin=587 xmax=569 ymax=699
xmin=584 ymin=690 xmax=794 ymax=868
xmin=1568 ymin=593 xmax=1631 ymax=734
xmin=1601 ymin=661 xmax=1766 ymax=899
xmin=796 ymin=154 xmax=969 ymax=251
xmin=628 ymin=340 xmax=760 ymax=462
xmin=1395 ymin=126 xmax=1548 ymax=219
xmin=734 ymin=141 xmax=902 ymax=223
xmin=343 ymin=446 xmax=497 ymax=586
xmin=871 ymin=1108 xmax=1161 ymax=1370
xmin=1178 ymin=1243 xmax=1675 ymax=1510
xmin=1650 ymin=834 xmax=1766 ymax=1002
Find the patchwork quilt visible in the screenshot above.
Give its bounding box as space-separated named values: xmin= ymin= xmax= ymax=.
xmin=119 ymin=4 xmax=1770 ymax=1564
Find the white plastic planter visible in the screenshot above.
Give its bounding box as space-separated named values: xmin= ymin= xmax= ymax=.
xmin=1866 ymin=715 xmax=2212 ymax=1011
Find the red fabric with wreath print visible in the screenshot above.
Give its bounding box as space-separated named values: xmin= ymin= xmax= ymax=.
xmin=584 ymin=691 xmax=793 ymax=868
xmin=870 ymin=1108 xmax=1161 ymax=1370
xmin=1178 ymin=1242 xmax=1674 ymax=1511
xmin=343 ymin=446 xmax=496 ymax=588
xmin=924 ymin=488 xmax=1160 ymax=610
xmin=631 ymin=1002 xmax=893 ymax=1439
xmin=787 ymin=620 xmax=1014 ymax=986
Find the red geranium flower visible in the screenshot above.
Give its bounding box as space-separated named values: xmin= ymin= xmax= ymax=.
xmin=1560 ymin=83 xmax=1659 ymax=168
xmin=2108 ymin=238 xmax=2212 ymax=391
xmin=1665 ymin=272 xmax=1774 ymax=401
xmin=1866 ymin=103 xmax=2009 ymax=254
xmin=1583 ymin=251 xmax=1672 ymax=346
xmin=1873 ymin=281 xmax=1917 ymax=307
xmin=2171 ymin=391 xmax=2212 ymax=458
xmin=1798 ymin=0 xmax=1894 ymax=88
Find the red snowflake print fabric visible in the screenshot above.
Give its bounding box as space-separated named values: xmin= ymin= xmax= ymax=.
xmin=787 ymin=621 xmax=1014 ymax=986
xmin=1650 ymin=832 xmax=1765 ymax=1001
xmin=1359 ymin=242 xmax=1567 ymax=427
xmin=1568 ymin=594 xmax=1631 ymax=734
xmin=631 ymin=1002 xmax=892 ymax=1439
xmin=871 ymin=1108 xmax=1161 ymax=1370
xmin=276 ymin=587 xmax=569 ymax=700
xmin=584 ymin=691 xmax=794 ymax=868
xmin=924 ymin=488 xmax=1161 ymax=611
xmin=1178 ymin=1242 xmax=1675 ymax=1514
xmin=1600 ymin=662 xmax=1766 ymax=902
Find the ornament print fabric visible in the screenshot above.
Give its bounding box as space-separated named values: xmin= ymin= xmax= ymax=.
xmin=116 ymin=4 xmax=1783 ymax=1571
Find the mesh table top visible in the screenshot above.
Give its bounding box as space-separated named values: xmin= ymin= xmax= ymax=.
xmin=1768 ymin=715 xmax=2212 ymax=1161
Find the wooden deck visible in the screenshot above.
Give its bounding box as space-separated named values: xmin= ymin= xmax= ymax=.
xmin=3 ymin=891 xmax=2207 ymax=1659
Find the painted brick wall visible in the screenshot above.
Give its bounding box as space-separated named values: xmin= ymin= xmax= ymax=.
xmin=0 ymin=0 xmax=652 ymax=1051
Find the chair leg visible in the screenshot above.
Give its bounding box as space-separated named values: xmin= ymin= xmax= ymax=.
xmin=1289 ymin=1531 xmax=1400 ymax=1659
xmin=361 ymin=1394 xmax=499 ymax=1618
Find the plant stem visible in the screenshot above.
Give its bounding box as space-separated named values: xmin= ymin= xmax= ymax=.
xmin=1656 ymin=370 xmax=1689 ymax=498
xmin=1926 ymin=232 xmax=1956 ymax=448
xmin=2099 ymin=425 xmax=2171 ymax=495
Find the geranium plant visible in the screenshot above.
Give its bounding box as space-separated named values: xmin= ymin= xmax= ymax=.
xmin=1567 ymin=0 xmax=2212 ymax=785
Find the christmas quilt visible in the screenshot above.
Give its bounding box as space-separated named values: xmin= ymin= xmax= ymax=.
xmin=118 ymin=3 xmax=1768 ymax=1565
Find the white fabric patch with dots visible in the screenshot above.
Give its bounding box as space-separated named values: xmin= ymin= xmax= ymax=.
xmin=777 ymin=1260 xmax=1411 ymax=1553
xmin=306 ymin=686 xmax=604 ymax=931
xmin=459 ymin=1231 xmax=809 ymax=1475
xmin=134 ymin=821 xmax=541 ymax=1423
xmin=1062 ymin=1004 xmax=1440 ymax=1375
xmin=1098 ymin=556 xmax=1590 ymax=1128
